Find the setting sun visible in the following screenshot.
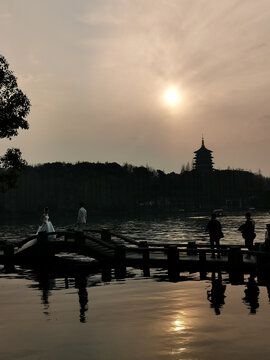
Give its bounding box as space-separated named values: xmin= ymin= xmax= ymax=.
xmin=165 ymin=88 xmax=179 ymax=105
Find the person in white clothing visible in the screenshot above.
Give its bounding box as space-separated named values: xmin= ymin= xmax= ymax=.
xmin=37 ymin=207 xmax=56 ymax=239
xmin=76 ymin=202 xmax=87 ymax=232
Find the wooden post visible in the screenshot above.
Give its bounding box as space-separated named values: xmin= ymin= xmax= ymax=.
xmin=228 ymin=246 xmax=243 ymax=269
xmin=101 ymin=229 xmax=111 ymax=243
xmin=187 ymin=241 xmax=197 ymax=255
xmin=37 ymin=232 xmax=48 ymax=254
xmin=76 ymin=231 xmax=85 ymax=246
xmin=228 ymin=246 xmax=243 ymax=284
xmin=4 ymin=244 xmax=14 ymax=262
xmin=257 ymin=252 xmax=268 ymax=283
xmin=37 ymin=232 xmax=51 ymax=258
xmin=64 ymin=233 xmax=72 ymax=242
xmin=199 ymin=250 xmax=207 ymax=279
xmin=167 ymin=245 xmax=179 ymax=281
xmin=101 ymin=266 xmax=112 ymax=282
xmin=114 ymin=245 xmax=126 ymax=279
xmin=163 ymin=244 xmax=169 ymax=255
xmin=139 ymin=241 xmax=150 ymax=277
xmin=37 ymin=231 xmax=48 ymax=245
xmin=4 ymin=244 xmax=15 ymax=272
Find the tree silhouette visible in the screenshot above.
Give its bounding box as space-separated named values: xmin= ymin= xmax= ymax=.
xmin=0 ymin=55 xmax=30 ymax=190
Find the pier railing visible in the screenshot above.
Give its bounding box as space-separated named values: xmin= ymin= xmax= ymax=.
xmin=2 ymin=229 xmax=270 ymax=281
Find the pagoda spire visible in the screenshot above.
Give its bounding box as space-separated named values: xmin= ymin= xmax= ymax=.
xmin=193 ymin=137 xmax=214 ymax=172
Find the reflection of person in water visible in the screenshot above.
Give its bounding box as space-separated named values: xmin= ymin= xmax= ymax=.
xmin=243 ymin=275 xmax=259 ymax=314
xmin=207 ymin=272 xmax=226 ymax=315
xmin=75 ymin=276 xmax=88 ymax=323
xmin=37 ymin=273 xmax=55 ymax=316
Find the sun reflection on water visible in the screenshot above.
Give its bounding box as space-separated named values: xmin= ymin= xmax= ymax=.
xmin=166 ymin=309 xmax=195 ymax=358
xmin=173 ymin=319 xmax=185 ymax=332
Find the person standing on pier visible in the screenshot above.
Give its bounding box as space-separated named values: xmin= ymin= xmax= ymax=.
xmin=238 ymin=212 xmax=256 ymax=258
xmin=76 ymin=202 xmax=87 ymax=232
xmin=36 ymin=207 xmax=56 ymax=239
xmin=206 ymin=213 xmax=223 ymax=258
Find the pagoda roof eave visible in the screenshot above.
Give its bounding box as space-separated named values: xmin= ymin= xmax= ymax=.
xmin=194 ymin=148 xmax=213 ymax=154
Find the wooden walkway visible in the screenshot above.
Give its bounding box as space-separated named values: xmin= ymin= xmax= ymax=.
xmin=1 ymin=229 xmax=270 ymax=279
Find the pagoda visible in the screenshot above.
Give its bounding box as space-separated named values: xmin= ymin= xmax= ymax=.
xmin=193 ymin=137 xmax=214 ymax=172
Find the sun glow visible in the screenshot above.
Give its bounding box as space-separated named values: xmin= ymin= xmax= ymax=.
xmin=165 ymin=88 xmax=179 ymax=105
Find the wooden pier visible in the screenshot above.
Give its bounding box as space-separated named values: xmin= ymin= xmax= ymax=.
xmin=1 ymin=229 xmax=270 ymax=280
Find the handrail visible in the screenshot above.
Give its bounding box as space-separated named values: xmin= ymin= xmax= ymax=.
xmin=126 ymin=247 xmax=226 ymax=253
xmin=13 ymin=230 xmax=269 ymax=259
xmin=84 ymin=235 xmax=115 ymax=250
xmin=16 ymin=231 xmax=70 ymax=248
xmin=53 ymin=231 xmax=117 ymax=251
xmin=66 ymin=228 xmax=139 ymax=246
xmin=249 ymin=250 xmax=270 ymax=258
xmin=126 ymin=246 xmax=270 ymax=257
xmin=16 ymin=235 xmax=38 ymax=247
xmin=110 ymin=232 xmax=139 ymax=246
xmin=146 ymin=242 xmax=251 ymax=249
xmin=79 ymin=229 xmax=102 ymax=234
xmin=15 ymin=231 xmax=116 ymax=252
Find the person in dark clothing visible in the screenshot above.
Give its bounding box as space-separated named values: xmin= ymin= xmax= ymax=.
xmin=238 ymin=212 xmax=256 ymax=258
xmin=206 ymin=213 xmax=223 ymax=258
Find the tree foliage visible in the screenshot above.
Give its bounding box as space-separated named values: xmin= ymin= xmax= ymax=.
xmin=0 ymin=55 xmax=30 ymax=139
xmin=0 ymin=55 xmax=30 ymax=190
xmin=0 ymin=162 xmax=269 ymax=221
xmin=0 ymin=148 xmax=27 ymax=170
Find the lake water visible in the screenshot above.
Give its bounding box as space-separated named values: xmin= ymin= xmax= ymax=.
xmin=1 ymin=211 xmax=269 ymax=245
xmin=1 ymin=212 xmax=270 ymax=360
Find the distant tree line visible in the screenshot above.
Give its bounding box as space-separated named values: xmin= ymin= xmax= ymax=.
xmin=0 ymin=162 xmax=269 ymax=223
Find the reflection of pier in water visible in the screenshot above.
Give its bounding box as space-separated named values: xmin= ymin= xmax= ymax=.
xmin=4 ymin=266 xmax=270 ymax=320
xmin=28 ymin=271 xmax=91 ymax=323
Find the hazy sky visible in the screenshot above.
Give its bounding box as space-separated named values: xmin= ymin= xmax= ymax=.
xmin=1 ymin=0 xmax=270 ymax=174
